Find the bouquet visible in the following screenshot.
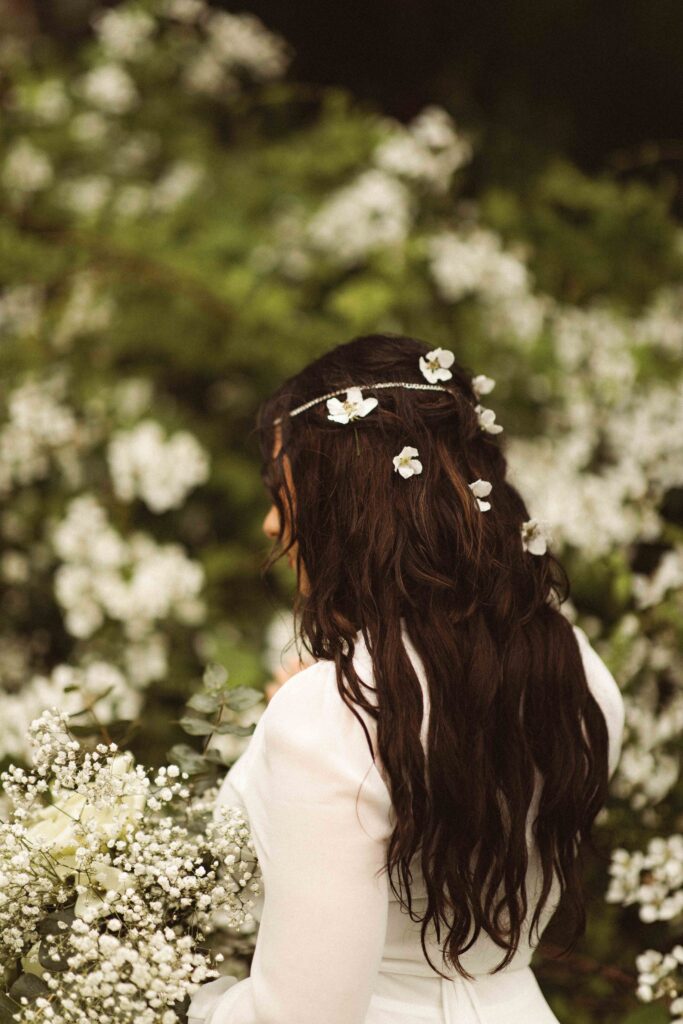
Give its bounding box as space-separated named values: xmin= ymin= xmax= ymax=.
xmin=0 ymin=707 xmax=261 ymax=1024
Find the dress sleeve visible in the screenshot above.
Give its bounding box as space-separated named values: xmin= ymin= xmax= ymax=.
xmin=189 ymin=660 xmax=394 ymax=1024
xmin=572 ymin=624 xmax=626 ymax=780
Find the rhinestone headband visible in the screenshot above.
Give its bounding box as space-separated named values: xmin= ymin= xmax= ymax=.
xmin=272 ymin=381 xmax=450 ymax=426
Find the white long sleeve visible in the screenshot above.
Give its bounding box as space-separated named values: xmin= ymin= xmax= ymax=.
xmin=571 ymin=624 xmax=626 ymax=780
xmin=189 ymin=659 xmax=394 ymax=1024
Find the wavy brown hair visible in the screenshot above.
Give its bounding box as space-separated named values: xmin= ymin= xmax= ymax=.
xmin=255 ymin=333 xmax=610 ymax=980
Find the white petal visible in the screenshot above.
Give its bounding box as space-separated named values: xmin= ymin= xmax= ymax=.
xmin=472 ymin=373 xmax=495 ymax=396
xmin=477 ymin=499 xmax=491 ymax=511
xmin=359 ymin=397 xmax=379 ymax=416
xmin=419 ymin=357 xmax=437 ymax=382
xmin=433 ymin=366 xmax=453 ymax=381
xmin=401 ymin=445 xmax=419 ymax=458
xmin=437 ymin=348 xmax=455 ymax=368
xmin=409 ymin=459 xmax=423 ymax=474
xmin=327 ymin=397 xmax=346 ymax=416
xmin=468 ymin=478 xmax=492 ymax=498
xmin=346 ymin=387 xmax=364 ymax=404
xmin=398 ymin=463 xmax=414 ymax=478
xmin=528 ymin=535 xmax=547 ymax=555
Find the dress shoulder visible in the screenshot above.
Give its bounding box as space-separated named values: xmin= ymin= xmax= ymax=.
xmin=259 ymin=657 xmax=393 ymax=841
xmin=572 ymin=623 xmax=626 ymax=779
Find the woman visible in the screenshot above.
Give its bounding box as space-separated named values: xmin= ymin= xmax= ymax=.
xmin=188 ymin=333 xmax=625 ymax=1024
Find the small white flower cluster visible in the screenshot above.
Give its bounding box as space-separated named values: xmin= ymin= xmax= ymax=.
xmin=107 ymin=420 xmax=210 ymax=513
xmin=0 ymin=661 xmax=143 ymax=763
xmin=607 ymin=835 xmax=683 ymax=923
xmin=150 ymin=159 xmax=203 ymax=212
xmin=304 ymin=107 xmax=473 ymax=266
xmin=375 ymin=106 xmax=473 ymax=194
xmin=92 ymin=7 xmax=156 ymax=62
xmin=426 ymin=226 xmax=551 ymax=346
xmin=634 ymin=947 xmax=683 ymax=1016
xmin=633 ymin=544 xmax=683 ymax=610
xmin=52 ymin=271 xmax=115 ymax=350
xmin=612 ymin=692 xmax=683 ymax=811
xmin=0 ymin=284 xmax=44 ymax=339
xmin=52 ymin=494 xmax=205 ymax=639
xmin=0 ymin=375 xmax=81 ymax=497
xmin=307 ymin=169 xmax=412 ymax=267
xmin=0 ymin=708 xmax=260 ymax=1023
xmin=182 ymin=10 xmax=290 ymax=96
xmin=1 ymin=138 xmax=53 ymax=195
xmin=76 ymin=63 xmax=139 ymax=115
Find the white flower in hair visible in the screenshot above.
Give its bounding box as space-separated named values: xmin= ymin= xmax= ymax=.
xmin=419 ymin=346 xmax=455 ymax=383
xmin=521 ymin=518 xmax=549 ymax=555
xmin=326 ymin=386 xmax=379 ymax=424
xmin=471 ymin=373 xmax=495 ymax=397
xmin=393 ymin=445 xmax=422 ymax=478
xmin=475 ymin=403 xmax=503 ymax=434
xmin=468 ymin=478 xmax=492 ymax=511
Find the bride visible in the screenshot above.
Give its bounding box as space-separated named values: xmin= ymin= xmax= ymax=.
xmin=188 ymin=332 xmax=625 ymax=1024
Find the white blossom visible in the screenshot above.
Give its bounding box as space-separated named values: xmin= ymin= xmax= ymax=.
xmin=468 ymin=478 xmax=492 ymax=511
xmin=521 ymin=518 xmax=549 ymax=555
xmin=475 ymin=403 xmax=503 ymax=434
xmin=78 ymin=64 xmax=138 ymax=115
xmin=393 ymin=446 xmax=422 ymax=478
xmin=2 ymin=138 xmax=53 ymax=192
xmin=419 ymin=346 xmax=455 ymax=383
xmin=151 ymin=160 xmax=203 ymax=212
xmin=374 ymin=106 xmax=472 ymax=193
xmin=307 ymin=170 xmax=412 ymax=266
xmin=326 ymin=387 xmax=378 ymax=424
xmin=107 ymin=420 xmax=210 ymax=512
xmin=52 ymin=495 xmax=206 ymax=639
xmin=92 ymin=8 xmax=155 ymax=61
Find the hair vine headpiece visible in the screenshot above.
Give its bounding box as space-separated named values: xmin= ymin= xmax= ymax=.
xmin=272 ymin=380 xmax=449 ymax=425
xmin=269 ymin=346 xmax=548 ymax=554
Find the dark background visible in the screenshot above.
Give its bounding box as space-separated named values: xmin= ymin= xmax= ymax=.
xmin=219 ymin=0 xmax=683 ymax=192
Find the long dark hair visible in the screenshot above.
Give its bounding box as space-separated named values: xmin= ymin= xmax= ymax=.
xmin=256 ymin=333 xmax=610 ymax=980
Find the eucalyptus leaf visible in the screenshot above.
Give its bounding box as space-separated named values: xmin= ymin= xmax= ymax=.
xmin=179 ymin=717 xmax=215 ymax=736
xmin=38 ymin=937 xmax=69 ymax=972
xmin=213 ymin=721 xmax=256 ymax=737
xmin=0 ymin=993 xmax=19 ymax=1024
xmin=186 ymin=693 xmax=221 ymax=714
xmin=202 ymin=747 xmax=232 ymax=765
xmin=37 ymin=907 xmax=75 ymax=937
xmin=225 ymin=687 xmax=264 ymax=712
xmin=167 ymin=743 xmax=208 ymax=774
xmin=9 ymin=973 xmax=50 ymax=1002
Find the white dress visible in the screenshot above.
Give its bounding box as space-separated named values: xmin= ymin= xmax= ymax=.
xmin=188 ymin=623 xmax=625 ymax=1024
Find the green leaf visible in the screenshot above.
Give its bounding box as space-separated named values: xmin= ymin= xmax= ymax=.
xmin=167 ymin=743 xmax=208 ymax=774
xmin=225 ymin=687 xmax=263 ymax=712
xmin=202 ymin=747 xmax=232 ymax=765
xmin=37 ymin=907 xmax=75 ymax=937
xmin=178 ymin=716 xmax=215 ymax=736
xmin=213 ymin=721 xmax=255 ymax=737
xmin=186 ymin=692 xmax=221 ymax=714
xmin=9 ymin=972 xmax=50 ymax=1002
xmin=0 ymin=992 xmax=19 ymax=1024
xmin=38 ymin=937 xmax=69 ymax=972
